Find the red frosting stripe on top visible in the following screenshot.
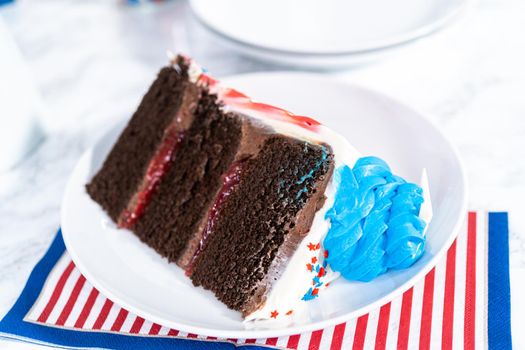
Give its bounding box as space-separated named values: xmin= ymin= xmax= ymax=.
xmin=198 ymin=73 xmax=218 ymax=87
xmin=198 ymin=73 xmax=321 ymax=132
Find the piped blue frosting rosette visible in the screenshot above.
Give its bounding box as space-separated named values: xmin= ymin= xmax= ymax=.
xmin=323 ymin=156 xmax=427 ymax=282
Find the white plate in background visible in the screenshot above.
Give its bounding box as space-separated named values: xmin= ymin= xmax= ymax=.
xmin=61 ymin=73 xmax=467 ymax=338
xmin=189 ymin=0 xmax=468 ymax=68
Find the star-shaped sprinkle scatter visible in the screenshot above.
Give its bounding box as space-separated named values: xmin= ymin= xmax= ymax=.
xmin=301 ymin=242 xmax=330 ymax=301
xmin=270 ymin=310 xmax=279 ymax=319
xmin=307 ymin=242 xmax=321 ymax=251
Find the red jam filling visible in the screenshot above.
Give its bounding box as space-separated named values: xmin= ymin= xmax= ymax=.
xmin=118 ymin=128 xmax=185 ymax=229
xmin=185 ymin=160 xmax=247 ymax=275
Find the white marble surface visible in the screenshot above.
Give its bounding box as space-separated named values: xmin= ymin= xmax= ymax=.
xmin=0 ymin=0 xmax=524 ymax=348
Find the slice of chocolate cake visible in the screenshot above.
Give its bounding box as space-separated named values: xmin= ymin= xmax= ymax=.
xmin=87 ymin=54 xmax=432 ymax=328
xmin=87 ymin=55 xmax=335 ymax=318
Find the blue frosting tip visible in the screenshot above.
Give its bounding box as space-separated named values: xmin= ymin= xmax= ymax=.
xmin=323 ymin=157 xmax=427 ymax=282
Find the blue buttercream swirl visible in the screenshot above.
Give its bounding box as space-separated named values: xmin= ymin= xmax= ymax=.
xmin=323 ymin=156 xmax=426 ymax=282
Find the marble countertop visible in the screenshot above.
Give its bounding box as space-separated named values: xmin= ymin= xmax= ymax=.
xmin=0 ymin=0 xmax=524 ymax=348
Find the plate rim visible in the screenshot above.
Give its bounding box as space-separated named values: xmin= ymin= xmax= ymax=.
xmin=189 ymin=0 xmax=472 ymax=57
xmin=61 ymin=72 xmax=468 ymax=339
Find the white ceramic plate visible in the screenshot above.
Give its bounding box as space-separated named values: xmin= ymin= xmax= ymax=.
xmin=61 ymin=73 xmax=467 ymax=339
xmin=189 ymin=0 xmax=469 ymax=68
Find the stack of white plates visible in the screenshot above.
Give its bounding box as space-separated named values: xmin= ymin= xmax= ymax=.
xmin=189 ymin=0 xmax=468 ymax=69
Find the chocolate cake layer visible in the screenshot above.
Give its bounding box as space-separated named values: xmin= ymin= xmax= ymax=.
xmin=189 ymin=136 xmax=333 ymax=315
xmin=86 ymin=63 xmax=191 ymax=221
xmin=132 ymin=92 xmax=242 ymax=262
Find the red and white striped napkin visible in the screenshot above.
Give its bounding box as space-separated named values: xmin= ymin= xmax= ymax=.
xmin=0 ymin=212 xmax=512 ymax=349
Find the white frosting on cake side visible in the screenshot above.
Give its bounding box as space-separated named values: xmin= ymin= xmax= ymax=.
xmin=234 ymin=115 xmax=360 ymax=328
xmin=212 ymin=87 xmax=362 ymax=327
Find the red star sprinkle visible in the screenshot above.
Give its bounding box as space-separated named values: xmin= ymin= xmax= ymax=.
xmin=314 ymin=243 xmax=320 ymax=250
xmin=307 ymin=242 xmax=317 ymax=251
xmin=286 ymin=310 xmax=293 ymax=316
xmin=270 ymin=310 xmax=279 ymax=319
xmin=324 ymin=250 xmax=329 ymax=258
xmin=312 ymin=288 xmax=319 ymax=296
xmin=311 ymin=256 xmax=318 ymax=264
xmin=306 ymin=263 xmax=313 ymax=271
xmin=317 ymin=267 xmax=326 ymax=277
